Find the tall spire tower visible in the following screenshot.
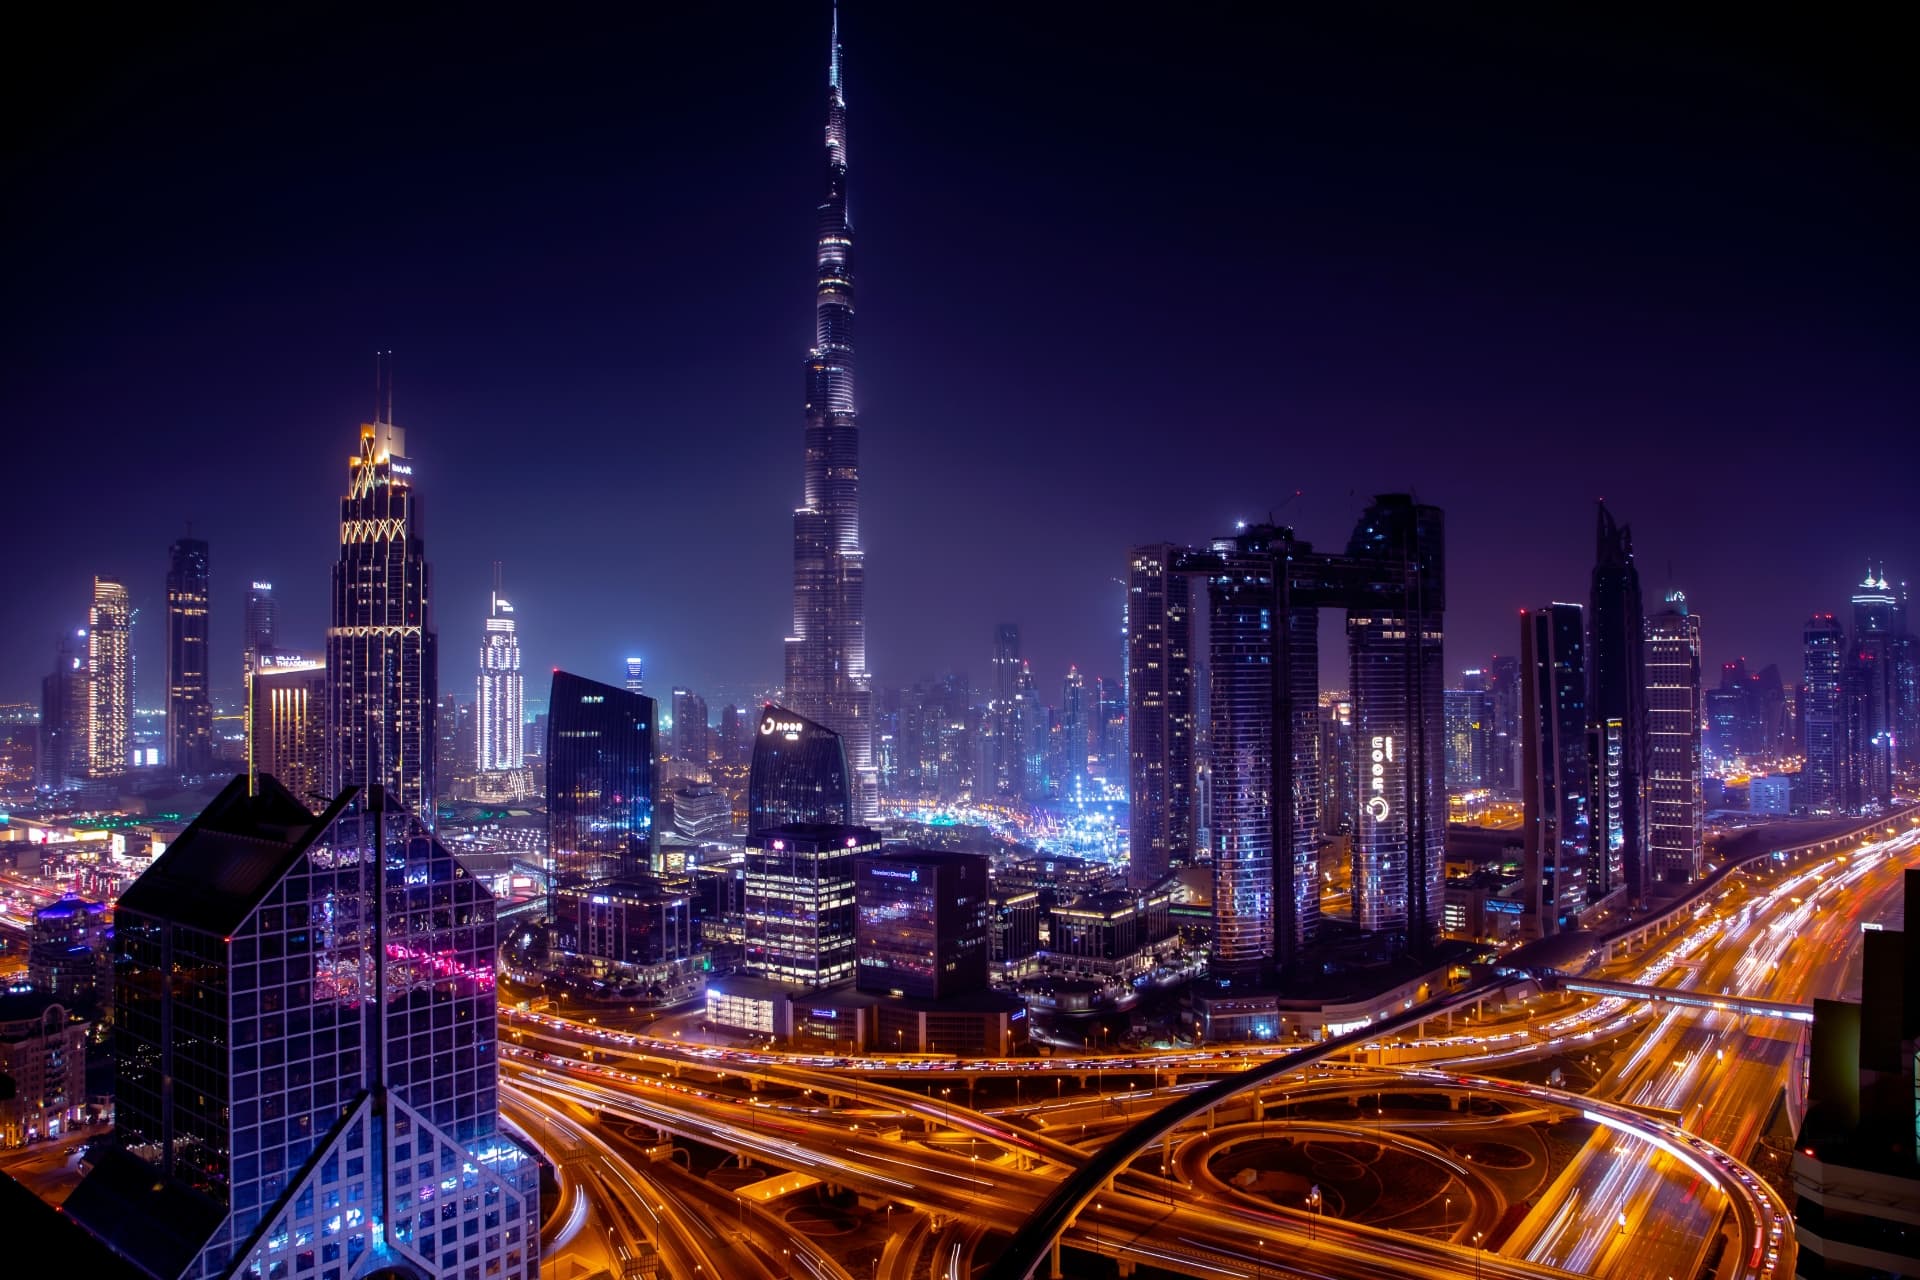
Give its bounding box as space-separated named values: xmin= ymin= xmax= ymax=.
xmin=786 ymin=5 xmax=876 ymax=819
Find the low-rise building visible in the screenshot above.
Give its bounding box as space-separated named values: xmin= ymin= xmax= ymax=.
xmin=0 ymin=991 xmax=90 ymax=1147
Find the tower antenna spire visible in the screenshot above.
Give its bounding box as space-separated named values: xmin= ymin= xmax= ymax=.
xmin=829 ymin=2 xmax=842 ymax=92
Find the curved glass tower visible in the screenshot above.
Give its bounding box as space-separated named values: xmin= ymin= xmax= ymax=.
xmin=748 ymin=703 xmax=851 ymax=836
xmin=785 ymin=9 xmax=876 ymax=819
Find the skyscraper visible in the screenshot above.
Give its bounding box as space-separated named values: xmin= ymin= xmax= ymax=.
xmin=1645 ymin=592 xmax=1703 ymax=883
xmin=1443 ymin=683 xmax=1489 ymax=792
xmin=1127 ymin=545 xmax=1196 ymax=888
xmin=1521 ymin=603 xmax=1589 ymax=934
xmin=784 ymin=12 xmax=876 ymax=821
xmin=671 ymin=687 xmax=709 ymax=763
xmin=1587 ymin=502 xmax=1648 ymax=901
xmin=475 ymin=570 xmax=524 ymax=775
xmin=1802 ymin=613 xmax=1846 ymax=811
xmin=166 ymin=537 xmax=213 ymax=775
xmin=39 ymin=631 xmax=89 ymax=792
xmin=624 ymin=655 xmax=645 ymax=695
xmin=242 ymin=580 xmax=277 ymax=680
xmin=66 ymin=777 xmax=539 ymax=1280
xmin=748 ymin=703 xmax=852 ymax=835
xmin=1343 ymin=496 xmax=1446 ymax=952
xmin=248 ymin=651 xmax=328 ymax=801
xmin=1485 ymin=654 xmax=1523 ymax=796
xmin=1845 ymin=567 xmax=1900 ymax=810
xmin=990 ymin=624 xmax=1023 ymax=797
xmin=742 ymin=823 xmax=877 ymax=988
xmin=326 ymin=405 xmax=437 ymax=820
xmin=547 ymin=671 xmax=657 ymax=932
xmin=87 ymin=575 xmax=132 ymax=778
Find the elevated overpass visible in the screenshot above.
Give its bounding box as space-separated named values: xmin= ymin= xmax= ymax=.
xmin=1546 ymin=974 xmax=1813 ymax=1023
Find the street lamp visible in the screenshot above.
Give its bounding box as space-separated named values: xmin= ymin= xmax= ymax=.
xmin=1308 ymin=1185 xmax=1322 ymax=1241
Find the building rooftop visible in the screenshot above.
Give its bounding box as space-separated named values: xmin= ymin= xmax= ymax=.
xmin=114 ymin=775 xmax=353 ymax=937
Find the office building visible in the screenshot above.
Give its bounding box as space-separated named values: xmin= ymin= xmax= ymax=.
xmin=1587 ymin=502 xmax=1647 ymax=900
xmin=28 ymin=894 xmax=110 ymax=1007
xmin=670 ymin=782 xmax=732 ymax=840
xmin=1319 ymin=694 xmax=1356 ymax=838
xmin=855 ymin=849 xmax=990 ymax=999
xmin=1443 ymin=683 xmax=1489 ymax=792
xmin=326 ymin=409 xmax=437 ymax=819
xmin=988 ymin=624 xmax=1023 ymax=797
xmin=480 ymin=575 xmax=533 ymax=805
xmin=166 ymin=537 xmax=213 ymax=775
xmin=59 ymin=776 xmax=538 ymax=1280
xmin=242 ymin=581 xmax=278 ymax=679
xmin=784 ymin=12 xmax=877 ymax=821
xmin=1846 ymin=567 xmax=1902 ymax=811
xmin=671 ymin=687 xmax=709 ymax=764
xmin=1586 ymin=717 xmax=1624 ymax=900
xmin=38 ymin=631 xmax=89 ymax=791
xmin=547 ymin=671 xmax=657 ymax=935
xmin=1485 ymin=654 xmax=1523 ymax=796
xmin=742 ymin=822 xmax=879 ymax=988
xmin=624 ymin=655 xmax=644 ymax=695
xmin=87 ymin=575 xmax=133 ymax=778
xmin=1341 ymin=496 xmax=1447 ymax=953
xmin=557 ymin=877 xmax=694 ymax=974
xmin=1644 ymin=592 xmax=1704 ymax=883
xmin=1126 ymin=544 xmax=1196 ymax=888
xmin=748 ymin=703 xmax=851 ymax=835
xmin=1793 ymin=869 xmax=1920 ymax=1275
xmin=248 ymin=651 xmax=328 ymax=802
xmin=1520 ymin=603 xmax=1589 ymax=934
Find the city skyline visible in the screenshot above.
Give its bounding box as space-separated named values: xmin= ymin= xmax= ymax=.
xmin=5 ymin=6 xmax=1913 ymax=710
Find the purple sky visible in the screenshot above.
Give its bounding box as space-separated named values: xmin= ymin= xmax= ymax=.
xmin=5 ymin=4 xmax=1914 ymax=711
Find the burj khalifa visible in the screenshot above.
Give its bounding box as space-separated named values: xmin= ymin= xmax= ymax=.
xmin=785 ymin=8 xmax=877 ymax=819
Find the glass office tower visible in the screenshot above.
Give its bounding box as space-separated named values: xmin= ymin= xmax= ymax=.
xmin=1521 ymin=602 xmax=1590 ymax=933
xmin=68 ymin=777 xmax=537 ymax=1280
xmin=547 ymin=670 xmax=657 ymax=931
xmin=743 ymin=823 xmax=878 ymax=988
xmin=167 ymin=537 xmax=213 ymax=775
xmin=748 ymin=704 xmax=851 ymax=835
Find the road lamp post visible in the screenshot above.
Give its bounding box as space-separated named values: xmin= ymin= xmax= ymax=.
xmin=1308 ymin=1185 xmax=1322 ymax=1242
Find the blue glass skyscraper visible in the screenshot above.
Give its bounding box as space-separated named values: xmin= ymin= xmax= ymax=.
xmin=546 ymin=670 xmax=657 ymax=931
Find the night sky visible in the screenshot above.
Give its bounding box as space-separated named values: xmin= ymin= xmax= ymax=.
xmin=6 ymin=4 xmax=1914 ymax=712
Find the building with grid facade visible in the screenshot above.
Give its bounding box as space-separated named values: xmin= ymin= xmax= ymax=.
xmin=167 ymin=537 xmax=214 ymax=775
xmin=742 ymin=823 xmax=878 ymax=988
xmin=58 ymin=776 xmax=538 ymax=1280
xmin=327 ymin=416 xmax=438 ymax=823
xmin=1645 ymin=594 xmax=1703 ymax=884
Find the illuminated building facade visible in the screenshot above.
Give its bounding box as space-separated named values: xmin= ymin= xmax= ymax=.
xmin=854 ymin=849 xmax=989 ymax=999
xmin=743 ymin=823 xmax=878 ymax=988
xmin=1587 ymin=502 xmax=1647 ymax=900
xmin=87 ymin=575 xmax=132 ymax=778
xmin=784 ymin=12 xmax=876 ymax=821
xmin=1802 ymin=612 xmax=1847 ymax=811
xmin=29 ymin=894 xmax=110 ymax=1007
xmin=326 ymin=414 xmax=437 ymax=820
xmin=1342 ymin=496 xmax=1447 ymax=950
xmin=748 ymin=703 xmax=851 ymax=835
xmin=1586 ymin=716 xmax=1624 ymax=900
xmin=248 ymin=652 xmax=328 ymax=802
xmin=1845 ymin=567 xmax=1902 ymax=811
xmin=1443 ymin=684 xmax=1488 ymax=792
xmin=990 ymin=623 xmax=1022 ymax=797
xmin=64 ymin=777 xmax=538 ymax=1280
xmin=1645 ymin=593 xmax=1703 ymax=883
xmin=475 ymin=576 xmax=524 ymax=776
xmin=624 ymin=655 xmax=644 ymax=695
xmin=1521 ymin=603 xmax=1589 ymax=934
xmin=167 ymin=537 xmax=213 ymax=775
xmin=1126 ymin=544 xmax=1195 ymax=888
xmin=546 ymin=671 xmax=656 ymax=938
xmin=242 ymin=581 xmax=277 ymax=680
xmin=0 ymin=993 xmax=89 ymax=1148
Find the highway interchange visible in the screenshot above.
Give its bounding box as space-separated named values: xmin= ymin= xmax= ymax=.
xmin=504 ymin=814 xmax=1919 ymax=1280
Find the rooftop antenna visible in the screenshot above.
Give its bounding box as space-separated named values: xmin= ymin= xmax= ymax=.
xmin=492 ymin=559 xmax=504 ymax=602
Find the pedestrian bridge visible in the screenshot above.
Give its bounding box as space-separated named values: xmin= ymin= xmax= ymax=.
xmin=1546 ymin=974 xmax=1814 ymax=1023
